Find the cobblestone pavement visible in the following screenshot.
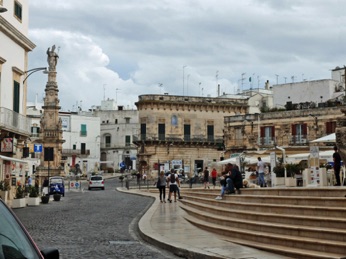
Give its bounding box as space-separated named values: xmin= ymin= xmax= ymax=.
xmin=14 ymin=178 xmax=179 ymax=259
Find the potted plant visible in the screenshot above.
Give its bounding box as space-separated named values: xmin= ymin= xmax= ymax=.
xmin=41 ymin=193 xmax=50 ymax=204
xmin=12 ymin=184 xmax=26 ymax=208
xmin=28 ymin=186 xmax=40 ymax=206
xmin=285 ymin=163 xmax=303 ymax=187
xmin=273 ymin=164 xmax=285 ymax=186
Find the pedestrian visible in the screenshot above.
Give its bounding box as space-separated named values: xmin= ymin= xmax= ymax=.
xmin=167 ymin=169 xmax=180 ymax=203
xmin=203 ymin=167 xmax=210 ymax=189
xmin=157 ymin=171 xmax=167 ymax=203
xmin=27 ymin=176 xmax=32 ymax=187
xmin=211 ymin=168 xmax=217 ymax=189
xmin=333 ymin=145 xmax=342 ymax=186
xmin=215 ymin=172 xmax=228 ymax=200
xmin=257 ymin=157 xmax=266 ymax=187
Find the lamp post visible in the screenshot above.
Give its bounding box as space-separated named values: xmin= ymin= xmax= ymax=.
xmin=23 ymin=67 xmax=48 ymax=83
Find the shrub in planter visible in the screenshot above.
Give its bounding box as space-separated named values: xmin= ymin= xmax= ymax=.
xmin=41 ymin=194 xmax=50 ymax=204
xmin=29 ymin=186 xmax=39 ymax=198
xmin=273 ymin=165 xmax=285 ymax=178
xmin=15 ymin=185 xmax=25 ymax=199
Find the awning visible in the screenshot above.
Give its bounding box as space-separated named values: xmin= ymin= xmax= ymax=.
xmin=310 ymin=133 xmax=336 ymax=143
xmin=0 ymin=155 xmax=29 ymax=163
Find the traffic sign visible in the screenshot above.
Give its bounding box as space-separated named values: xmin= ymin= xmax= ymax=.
xmin=34 ymin=144 xmax=43 ymax=153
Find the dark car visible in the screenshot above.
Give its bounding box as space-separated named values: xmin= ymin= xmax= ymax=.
xmin=0 ymin=198 xmax=59 ymax=258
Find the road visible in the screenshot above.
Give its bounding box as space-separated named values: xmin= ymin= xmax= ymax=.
xmin=14 ymin=178 xmax=179 ymax=259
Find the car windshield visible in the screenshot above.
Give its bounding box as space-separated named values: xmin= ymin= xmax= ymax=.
xmin=50 ymin=178 xmax=63 ymax=184
xmin=91 ymin=176 xmax=102 ymax=181
xmin=0 ymin=200 xmax=41 ymax=259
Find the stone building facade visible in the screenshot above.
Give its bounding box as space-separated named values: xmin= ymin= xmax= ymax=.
xmin=134 ymin=94 xmax=248 ymax=178
xmin=224 ymin=106 xmax=343 ymax=156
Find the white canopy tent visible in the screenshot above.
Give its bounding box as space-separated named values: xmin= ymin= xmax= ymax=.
xmin=286 ymin=150 xmax=334 ymax=163
xmin=310 ymin=133 xmax=336 ymax=143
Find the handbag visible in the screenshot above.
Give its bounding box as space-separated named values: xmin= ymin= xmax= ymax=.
xmin=156 ymin=178 xmax=161 ymax=188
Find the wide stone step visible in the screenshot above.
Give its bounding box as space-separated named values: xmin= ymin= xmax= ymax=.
xmin=181 ymin=190 xmax=346 ymax=207
xmin=180 ymin=202 xmax=346 ymax=242
xmin=180 ymin=198 xmax=346 ymax=229
xmin=183 ymin=212 xmax=346 ymax=255
xmin=181 ymin=194 xmax=346 ymax=218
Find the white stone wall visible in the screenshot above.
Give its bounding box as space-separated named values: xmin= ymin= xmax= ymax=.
xmin=272 ymin=79 xmax=338 ymax=108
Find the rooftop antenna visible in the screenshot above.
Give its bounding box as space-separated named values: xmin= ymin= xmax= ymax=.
xmin=275 ymin=74 xmax=279 ymax=85
xmin=241 ymin=73 xmax=246 ymax=93
xmin=291 ymin=76 xmax=295 ymax=83
xmin=158 ymin=83 xmax=163 ymax=94
xmin=216 ymin=70 xmax=219 ymax=96
xmin=284 ymin=77 xmax=287 ymax=83
xmin=103 ymin=84 xmax=107 ymax=100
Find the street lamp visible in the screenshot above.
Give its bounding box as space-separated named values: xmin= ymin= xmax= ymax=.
xmin=23 ymin=67 xmax=48 ymax=83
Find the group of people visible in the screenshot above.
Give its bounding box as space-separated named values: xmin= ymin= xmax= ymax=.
xmin=215 ymin=163 xmax=243 ymax=200
xmin=156 ymin=169 xmax=183 ymax=203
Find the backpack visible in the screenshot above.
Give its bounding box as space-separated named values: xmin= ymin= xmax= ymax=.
xmin=170 ymin=173 xmax=176 ymax=183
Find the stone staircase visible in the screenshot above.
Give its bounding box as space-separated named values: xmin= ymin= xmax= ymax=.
xmin=178 ymin=187 xmax=346 ymax=259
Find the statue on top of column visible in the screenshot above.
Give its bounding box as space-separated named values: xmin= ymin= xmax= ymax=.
xmin=46 ymin=45 xmax=59 ymax=71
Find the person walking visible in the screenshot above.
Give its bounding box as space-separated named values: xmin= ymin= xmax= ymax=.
xmin=203 ymin=167 xmax=210 ymax=189
xmin=257 ymin=157 xmax=266 ymax=187
xmin=333 ymin=145 xmax=342 ymax=186
xmin=157 ymin=171 xmax=167 ymax=203
xmin=211 ymin=168 xmax=217 ymax=189
xmin=167 ymin=169 xmax=180 ymax=203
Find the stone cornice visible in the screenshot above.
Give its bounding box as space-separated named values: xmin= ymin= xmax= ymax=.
xmin=0 ymin=16 xmax=36 ymax=51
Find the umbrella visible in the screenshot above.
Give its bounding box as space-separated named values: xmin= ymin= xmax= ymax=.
xmin=310 ymin=133 xmax=336 ymax=143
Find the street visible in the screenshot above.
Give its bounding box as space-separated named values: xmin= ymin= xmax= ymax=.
xmin=14 ymin=178 xmax=179 ymax=259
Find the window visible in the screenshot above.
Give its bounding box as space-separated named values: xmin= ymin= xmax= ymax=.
xmin=140 ymin=124 xmax=146 ymax=140
xmin=31 ymin=126 xmax=40 ymax=137
xmin=14 ymin=1 xmax=22 ymax=21
xmin=158 ymin=124 xmax=165 ymax=141
xmin=73 ymin=144 xmax=76 ymax=150
xmin=326 ymin=121 xmax=336 ymax=134
xmin=125 ymin=118 xmax=130 ymax=124
xmin=81 ymin=143 xmax=86 ymax=154
xmin=125 ymin=135 xmax=131 ymax=146
xmin=13 ymin=80 xmax=20 ymax=113
xmin=260 ymin=126 xmax=275 ymax=145
xmin=80 ymin=124 xmax=87 ymax=136
xmin=115 ymin=119 xmax=118 ymax=124
xmin=291 ymin=123 xmax=307 ymax=144
xmin=105 ymin=135 xmax=111 ymax=148
xmin=207 ymin=125 xmax=214 ymax=141
xmin=184 ymin=124 xmax=191 ymax=141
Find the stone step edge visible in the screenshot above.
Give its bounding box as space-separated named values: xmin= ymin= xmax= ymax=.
xmin=183 ymin=214 xmax=346 ymax=259
xmin=181 ymin=191 xmax=346 ymax=201
xmin=181 ymin=194 xmax=346 ymax=212
xmin=180 ymin=202 xmax=346 ymax=241
xmin=180 ymin=199 xmax=346 ymax=226
xmin=180 ymin=204 xmax=346 ymax=248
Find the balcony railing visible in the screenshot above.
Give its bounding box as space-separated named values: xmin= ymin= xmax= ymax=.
xmin=0 ymin=107 xmax=31 ymax=136
xmin=133 ymin=133 xmax=224 ymax=145
xmin=290 ymin=135 xmax=308 ymax=145
xmin=62 ymin=149 xmax=90 ymax=156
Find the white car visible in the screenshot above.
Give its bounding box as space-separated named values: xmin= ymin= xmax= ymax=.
xmin=88 ymin=175 xmax=105 ymax=190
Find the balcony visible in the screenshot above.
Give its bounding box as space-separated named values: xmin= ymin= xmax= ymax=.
xmin=62 ymin=149 xmax=90 ymax=157
xmin=0 ymin=107 xmax=31 ymax=136
xmin=290 ymin=135 xmax=308 ymax=145
xmin=133 ymin=133 xmax=224 ymax=147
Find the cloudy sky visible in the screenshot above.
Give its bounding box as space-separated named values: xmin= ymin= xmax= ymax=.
xmin=27 ymin=0 xmax=346 ymax=112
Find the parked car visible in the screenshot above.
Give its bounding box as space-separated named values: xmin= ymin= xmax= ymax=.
xmin=88 ymin=175 xmax=105 ymax=190
xmin=49 ymin=177 xmax=65 ymax=197
xmin=0 ymin=198 xmax=59 ymax=258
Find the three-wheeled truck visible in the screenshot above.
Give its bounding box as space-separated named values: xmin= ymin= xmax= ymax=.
xmin=49 ymin=176 xmax=65 ymax=196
